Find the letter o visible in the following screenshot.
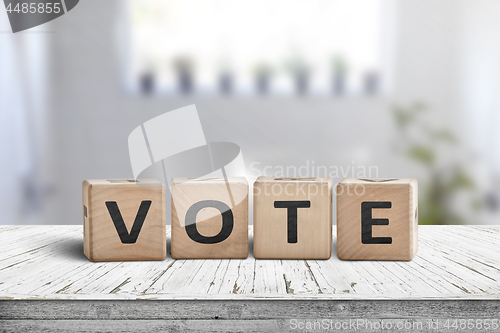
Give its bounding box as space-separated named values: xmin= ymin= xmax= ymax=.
xmin=185 ymin=200 xmax=233 ymax=244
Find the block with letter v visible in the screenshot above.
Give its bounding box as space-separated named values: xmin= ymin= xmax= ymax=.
xmin=83 ymin=179 xmax=166 ymax=261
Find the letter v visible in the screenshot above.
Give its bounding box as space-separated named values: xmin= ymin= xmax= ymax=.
xmin=105 ymin=201 xmax=152 ymax=244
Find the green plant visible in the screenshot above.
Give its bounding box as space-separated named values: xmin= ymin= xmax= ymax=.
xmin=393 ymin=102 xmax=480 ymax=225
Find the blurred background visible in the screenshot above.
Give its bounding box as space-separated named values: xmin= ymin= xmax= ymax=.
xmin=1 ymin=0 xmax=500 ymax=225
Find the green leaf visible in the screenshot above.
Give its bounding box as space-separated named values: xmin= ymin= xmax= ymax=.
xmin=446 ymin=170 xmax=474 ymax=192
xmin=406 ymin=146 xmax=434 ymax=165
xmin=393 ymin=108 xmax=410 ymax=129
xmin=431 ymin=129 xmax=457 ymax=144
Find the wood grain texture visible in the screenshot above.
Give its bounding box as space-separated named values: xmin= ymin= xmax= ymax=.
xmin=171 ymin=177 xmax=248 ymax=259
xmin=253 ymin=177 xmax=333 ymax=259
xmin=2 ymin=300 xmax=500 ymax=320
xmin=1 ymin=226 xmax=500 ymax=300
xmin=82 ymin=179 xmax=166 ymax=262
xmin=0 ymin=318 xmax=499 ymax=333
xmin=337 ymin=178 xmax=418 ymax=260
xmin=1 ymin=300 xmax=500 ymax=332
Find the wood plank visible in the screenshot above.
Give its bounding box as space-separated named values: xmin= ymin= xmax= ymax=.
xmin=217 ymin=258 xmax=256 ymax=295
xmin=0 ymin=320 xmax=281 ymax=333
xmin=2 ymin=300 xmax=500 ymax=320
xmin=281 ymin=259 xmax=322 ymax=294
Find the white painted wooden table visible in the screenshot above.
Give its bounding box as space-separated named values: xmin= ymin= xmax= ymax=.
xmin=1 ymin=225 xmax=500 ymax=332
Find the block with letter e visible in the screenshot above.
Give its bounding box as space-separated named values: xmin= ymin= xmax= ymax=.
xmin=82 ymin=179 xmax=166 ymax=262
xmin=171 ymin=177 xmax=249 ymax=259
xmin=253 ymin=177 xmax=333 ymax=259
xmin=336 ymin=178 xmax=418 ymax=260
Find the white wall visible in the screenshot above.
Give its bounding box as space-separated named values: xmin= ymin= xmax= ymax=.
xmin=456 ymin=0 xmax=500 ymax=222
xmin=0 ymin=9 xmax=50 ymax=224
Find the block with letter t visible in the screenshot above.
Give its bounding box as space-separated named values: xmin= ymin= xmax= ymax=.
xmin=82 ymin=179 xmax=166 ymax=262
xmin=253 ymin=177 xmax=333 ymax=259
xmin=171 ymin=177 xmax=249 ymax=259
xmin=336 ymin=178 xmax=418 ymax=260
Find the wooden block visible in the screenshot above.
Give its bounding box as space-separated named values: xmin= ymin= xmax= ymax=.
xmin=336 ymin=178 xmax=418 ymax=261
xmin=253 ymin=177 xmax=333 ymax=259
xmin=171 ymin=177 xmax=248 ymax=259
xmin=82 ymin=179 xmax=166 ymax=262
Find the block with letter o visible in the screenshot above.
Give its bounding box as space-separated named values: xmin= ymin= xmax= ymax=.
xmin=171 ymin=177 xmax=248 ymax=259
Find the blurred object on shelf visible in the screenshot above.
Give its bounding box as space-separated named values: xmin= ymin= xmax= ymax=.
xmin=138 ymin=60 xmax=156 ymax=95
xmin=483 ymin=175 xmax=500 ymax=213
xmin=253 ymin=63 xmax=273 ymax=95
xmin=331 ymin=55 xmax=348 ymax=95
xmin=392 ymin=102 xmax=482 ymax=225
xmin=174 ymin=57 xmax=195 ymax=94
xmin=139 ymin=70 xmax=155 ymax=95
xmin=364 ymin=71 xmax=379 ymax=95
xmin=217 ymin=60 xmax=234 ymax=95
xmin=218 ymin=72 xmax=233 ymax=95
xmin=284 ymin=53 xmax=311 ymax=95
